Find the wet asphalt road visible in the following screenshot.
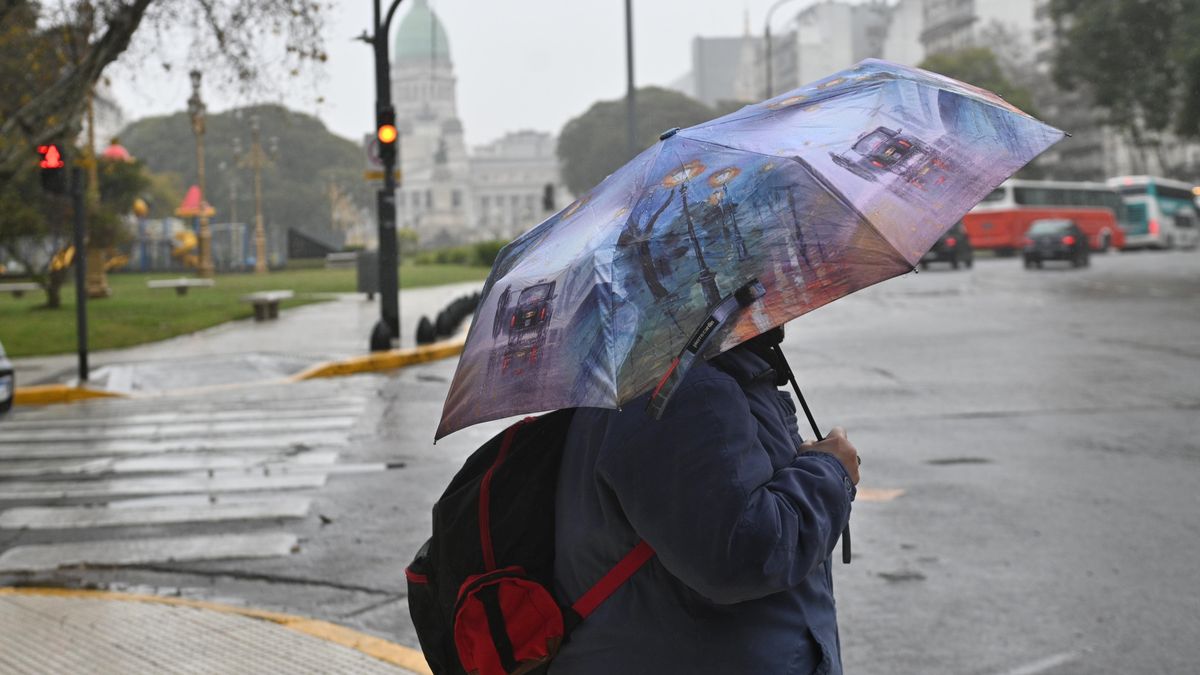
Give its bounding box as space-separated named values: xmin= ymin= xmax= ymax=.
xmin=1 ymin=249 xmax=1198 ymax=674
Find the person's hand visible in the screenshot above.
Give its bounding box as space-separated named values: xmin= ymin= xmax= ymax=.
xmin=800 ymin=426 xmax=860 ymax=485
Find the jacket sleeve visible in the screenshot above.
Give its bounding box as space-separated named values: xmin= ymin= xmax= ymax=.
xmin=597 ymin=373 xmax=853 ymax=605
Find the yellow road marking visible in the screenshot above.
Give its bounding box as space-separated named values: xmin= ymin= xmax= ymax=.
xmin=13 ymin=384 xmax=126 ymax=406
xmin=857 ymin=487 xmax=906 ymax=502
xmin=290 ymin=338 xmax=465 ymax=382
xmin=0 ymin=587 xmax=431 ymax=674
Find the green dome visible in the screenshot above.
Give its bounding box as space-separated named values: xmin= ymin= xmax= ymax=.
xmin=394 ymin=0 xmax=451 ymax=62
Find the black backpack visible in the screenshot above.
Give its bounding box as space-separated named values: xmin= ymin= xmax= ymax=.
xmin=406 ymin=410 xmax=653 ymax=675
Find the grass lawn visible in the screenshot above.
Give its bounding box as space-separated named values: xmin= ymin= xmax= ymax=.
xmin=0 ymin=264 xmax=489 ymax=358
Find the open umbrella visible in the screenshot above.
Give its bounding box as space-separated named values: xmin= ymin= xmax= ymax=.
xmin=436 ymin=59 xmax=1063 ymax=440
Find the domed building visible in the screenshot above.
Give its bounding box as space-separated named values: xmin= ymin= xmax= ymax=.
xmin=390 ymin=0 xmax=571 ymax=245
xmin=391 ymin=0 xmax=472 ymax=244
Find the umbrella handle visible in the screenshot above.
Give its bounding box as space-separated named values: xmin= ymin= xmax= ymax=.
xmin=769 ymin=344 xmax=852 ymax=565
xmin=646 ymin=279 xmax=765 ymax=420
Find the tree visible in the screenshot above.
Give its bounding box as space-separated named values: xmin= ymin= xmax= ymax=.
xmin=918 ymin=47 xmax=1037 ymax=116
xmin=0 ymin=0 xmax=327 ymax=184
xmin=557 ymin=87 xmax=720 ymax=196
xmin=1049 ymin=0 xmax=1200 ymax=167
xmin=0 ymin=153 xmax=160 ymax=307
xmin=118 ymin=104 xmax=370 ymax=243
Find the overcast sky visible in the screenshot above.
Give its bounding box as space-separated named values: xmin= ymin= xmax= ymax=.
xmin=108 ymin=1 xmax=884 ymax=149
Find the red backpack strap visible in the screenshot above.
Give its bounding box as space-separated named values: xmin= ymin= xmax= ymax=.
xmin=570 ymin=540 xmax=655 ymax=619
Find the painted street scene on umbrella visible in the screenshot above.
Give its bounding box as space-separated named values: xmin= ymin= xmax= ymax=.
xmin=2 ymin=1 xmax=1199 ymax=674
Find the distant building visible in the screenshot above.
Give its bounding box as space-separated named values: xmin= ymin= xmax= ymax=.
xmin=1027 ymin=0 xmax=1200 ymax=181
xmin=768 ymin=0 xmax=891 ymax=95
xmin=471 ymin=131 xmax=569 ymax=240
xmin=920 ymin=0 xmax=1037 ymax=55
xmin=692 ymin=35 xmax=761 ymax=107
xmin=390 ymin=0 xmax=569 ymax=245
xmin=882 ymin=0 xmax=925 ymax=66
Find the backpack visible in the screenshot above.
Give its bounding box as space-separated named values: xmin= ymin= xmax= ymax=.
xmin=406 ymin=410 xmax=654 ymax=675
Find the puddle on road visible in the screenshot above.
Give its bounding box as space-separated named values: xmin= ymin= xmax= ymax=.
xmin=926 ymin=457 xmax=992 ymax=466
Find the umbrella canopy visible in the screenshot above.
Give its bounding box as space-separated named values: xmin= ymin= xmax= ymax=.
xmin=437 ymin=59 xmax=1063 ymax=439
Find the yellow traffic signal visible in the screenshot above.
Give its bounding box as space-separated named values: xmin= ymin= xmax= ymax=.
xmin=378 ymin=124 xmax=398 ymax=144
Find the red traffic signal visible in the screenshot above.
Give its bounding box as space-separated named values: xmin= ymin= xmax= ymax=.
xmin=37 ymin=143 xmax=68 ymax=194
xmin=38 ymin=144 xmax=65 ymax=169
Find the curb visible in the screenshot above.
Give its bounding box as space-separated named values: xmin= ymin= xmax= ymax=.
xmin=11 ymin=339 xmax=465 ymax=408
xmin=0 ymin=587 xmax=432 ymax=674
xmin=13 ymin=384 xmax=126 ymax=406
xmin=289 ymin=338 xmax=466 ymax=382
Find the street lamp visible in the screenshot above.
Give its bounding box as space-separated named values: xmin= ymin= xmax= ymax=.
xmin=187 ymin=69 xmax=215 ymax=278
xmin=763 ymin=0 xmax=807 ymax=99
xmin=235 ymin=115 xmax=277 ymax=274
xmin=625 ymin=0 xmax=636 ymax=158
xmin=359 ymin=0 xmax=407 ymax=352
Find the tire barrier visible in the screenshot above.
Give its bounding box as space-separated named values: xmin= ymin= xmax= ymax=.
xmin=417 ymin=291 xmax=481 ymax=345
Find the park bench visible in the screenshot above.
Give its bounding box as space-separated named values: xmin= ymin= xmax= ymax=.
xmin=147 ymin=278 xmax=216 ymax=296
xmin=324 ymin=251 xmax=359 ymax=270
xmin=242 ymin=290 xmax=294 ymax=321
xmin=0 ymin=282 xmax=40 ymax=299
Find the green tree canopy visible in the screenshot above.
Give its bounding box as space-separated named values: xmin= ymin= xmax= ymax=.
xmin=1049 ymin=0 xmax=1200 ymax=141
xmin=118 ymin=104 xmax=370 ymax=240
xmin=557 ymin=87 xmax=725 ymax=196
xmin=919 ymin=47 xmax=1037 ymax=116
xmin=0 ymin=0 xmax=327 ymax=183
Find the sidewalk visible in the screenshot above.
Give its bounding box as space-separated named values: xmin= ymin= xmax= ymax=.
xmin=0 ymin=588 xmax=431 ymax=674
xmin=13 ymin=282 xmax=483 ymax=394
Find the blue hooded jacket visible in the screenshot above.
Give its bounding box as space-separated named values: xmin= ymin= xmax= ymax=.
xmin=551 ymin=345 xmax=855 ymax=675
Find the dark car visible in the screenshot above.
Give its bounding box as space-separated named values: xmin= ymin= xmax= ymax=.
xmin=1023 ymin=218 xmax=1090 ymax=269
xmin=921 ymin=221 xmax=973 ymax=270
xmin=0 ymin=338 xmax=13 ymax=416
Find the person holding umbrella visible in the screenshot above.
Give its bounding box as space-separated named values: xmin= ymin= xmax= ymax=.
xmin=551 ymin=327 xmax=860 ymax=674
xmin=433 ymin=59 xmax=1062 ymax=674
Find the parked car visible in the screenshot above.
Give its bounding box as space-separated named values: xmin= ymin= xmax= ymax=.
xmin=0 ymin=338 xmax=13 ymax=416
xmin=921 ymin=221 xmax=973 ymax=270
xmin=1023 ymin=218 xmax=1090 ymax=269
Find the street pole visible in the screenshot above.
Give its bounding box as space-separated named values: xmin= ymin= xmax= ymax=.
xmin=188 ymin=70 xmax=215 ymax=279
xmin=250 ymin=115 xmax=269 ymax=274
xmin=624 ymin=0 xmax=637 ymax=158
xmin=70 ymin=167 xmax=89 ymax=382
xmin=367 ymin=0 xmax=405 ymax=352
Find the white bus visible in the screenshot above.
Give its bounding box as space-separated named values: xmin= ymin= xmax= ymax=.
xmin=1107 ymin=176 xmax=1199 ymax=250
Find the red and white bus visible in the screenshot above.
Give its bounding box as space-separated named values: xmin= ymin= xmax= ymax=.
xmin=963 ymin=179 xmax=1129 ymax=255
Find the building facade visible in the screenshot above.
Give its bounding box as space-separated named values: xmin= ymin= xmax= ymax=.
xmin=767 ymin=0 xmax=892 ymax=96
xmin=390 ymin=0 xmax=569 ymax=245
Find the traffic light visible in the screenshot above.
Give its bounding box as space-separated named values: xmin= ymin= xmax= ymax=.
xmin=376 ymin=106 xmax=397 ymax=166
xmin=542 ymin=183 xmax=556 ymax=212
xmin=38 ymin=143 xmax=67 ymax=194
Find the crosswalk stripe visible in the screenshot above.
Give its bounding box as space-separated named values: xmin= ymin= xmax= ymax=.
xmin=0 ymin=416 xmax=359 ymax=444
xmin=0 ymin=533 xmax=299 ymax=572
xmin=0 ymin=451 xmax=341 ymax=479
xmin=0 ymin=407 xmax=364 ymax=431
xmin=6 ymin=395 xmax=367 ymax=420
xmin=0 ymin=473 xmax=327 ymax=501
xmin=0 ymin=433 xmax=350 ymax=460
xmin=0 ymin=497 xmax=313 ymax=530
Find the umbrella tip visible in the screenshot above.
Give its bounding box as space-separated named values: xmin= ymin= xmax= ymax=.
xmin=659 ymin=127 xmax=681 ymax=141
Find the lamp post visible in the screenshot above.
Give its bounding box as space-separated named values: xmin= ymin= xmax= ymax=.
xmin=187 ymin=70 xmax=215 ymax=278
xmin=236 ymin=115 xmax=276 ymax=274
xmin=624 ymin=0 xmax=637 ymax=157
xmin=360 ymin=0 xmax=406 ymax=351
xmin=763 ymin=0 xmax=806 ymax=99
